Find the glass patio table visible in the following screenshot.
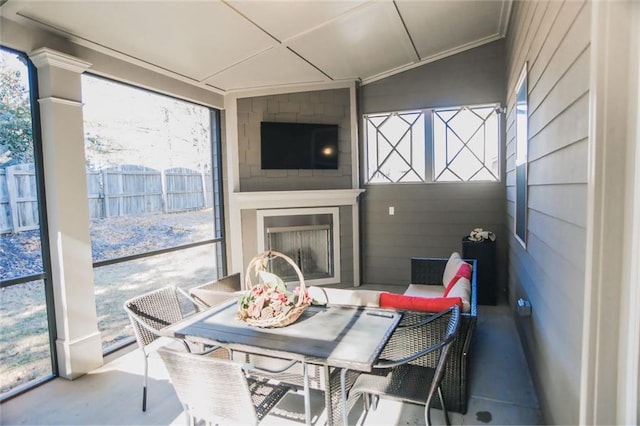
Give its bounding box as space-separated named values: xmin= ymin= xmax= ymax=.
xmin=164 ymin=300 xmax=402 ymax=425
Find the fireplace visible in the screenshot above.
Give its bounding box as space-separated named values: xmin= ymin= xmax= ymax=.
xmin=257 ymin=207 xmax=340 ymax=286
xmin=230 ymin=189 xmax=365 ymax=287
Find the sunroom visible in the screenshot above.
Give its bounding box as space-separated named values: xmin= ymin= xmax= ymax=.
xmin=0 ymin=1 xmax=638 ymax=425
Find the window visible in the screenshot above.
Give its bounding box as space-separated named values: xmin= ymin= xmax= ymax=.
xmin=0 ymin=47 xmax=56 ymax=399
xmin=433 ymin=105 xmax=500 ymax=182
xmin=364 ymin=104 xmax=501 ymax=184
xmin=514 ymin=64 xmax=528 ymax=246
xmin=81 ymin=75 xmax=226 ymax=352
xmin=364 ymin=111 xmax=426 ymax=183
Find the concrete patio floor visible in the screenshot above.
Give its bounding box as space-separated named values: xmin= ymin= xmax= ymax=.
xmin=1 ymin=292 xmax=543 ymax=425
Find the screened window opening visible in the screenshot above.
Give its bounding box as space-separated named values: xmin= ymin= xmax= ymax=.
xmin=1 ymin=46 xmax=56 ymax=400
xmin=81 ymin=75 xmax=226 ymax=353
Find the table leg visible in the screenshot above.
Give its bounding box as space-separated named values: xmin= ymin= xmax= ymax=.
xmin=340 ymin=368 xmax=348 ymax=426
xmin=303 ymin=361 xmax=311 ymax=426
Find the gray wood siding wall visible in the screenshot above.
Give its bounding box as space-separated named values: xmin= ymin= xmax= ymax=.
xmin=505 ymin=1 xmax=590 ymax=424
xmin=237 ymin=89 xmax=352 ymax=192
xmin=358 ymin=41 xmax=508 ymax=292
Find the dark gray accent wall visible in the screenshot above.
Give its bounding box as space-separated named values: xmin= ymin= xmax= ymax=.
xmin=361 ymin=41 xmax=506 ymax=114
xmin=237 ymin=89 xmax=352 ymax=192
xmin=358 ymin=40 xmax=507 ymax=295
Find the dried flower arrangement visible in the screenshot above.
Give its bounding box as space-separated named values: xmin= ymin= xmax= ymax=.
xmin=238 ymin=251 xmax=312 ymax=328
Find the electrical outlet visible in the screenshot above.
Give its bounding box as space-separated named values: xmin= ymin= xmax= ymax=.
xmin=517 ymin=298 xmax=532 ymax=317
xmin=388 ymin=206 xmax=395 ymax=215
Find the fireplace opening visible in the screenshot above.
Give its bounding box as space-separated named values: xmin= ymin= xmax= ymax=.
xmin=257 ymin=208 xmax=340 ymax=285
xmin=267 ymin=224 xmax=333 ymax=281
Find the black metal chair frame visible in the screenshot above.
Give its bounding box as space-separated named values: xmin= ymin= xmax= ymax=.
xmin=123 ymin=285 xmax=222 ymax=412
xmin=410 ymin=257 xmax=477 ymax=414
xmin=344 ymin=305 xmax=461 ymax=425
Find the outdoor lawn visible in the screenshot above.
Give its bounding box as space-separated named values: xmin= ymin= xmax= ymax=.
xmin=0 ymin=209 xmax=217 ymax=394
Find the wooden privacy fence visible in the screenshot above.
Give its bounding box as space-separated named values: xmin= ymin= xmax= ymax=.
xmin=2 ymin=163 xmax=213 ymax=234
xmin=0 ymin=164 xmax=39 ymax=234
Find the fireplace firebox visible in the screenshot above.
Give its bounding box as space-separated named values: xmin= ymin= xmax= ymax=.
xmin=257 ymin=207 xmax=340 ymax=286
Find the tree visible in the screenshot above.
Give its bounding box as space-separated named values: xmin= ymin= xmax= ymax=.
xmin=0 ymin=52 xmax=34 ymax=165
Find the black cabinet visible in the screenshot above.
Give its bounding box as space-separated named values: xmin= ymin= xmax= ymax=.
xmin=462 ymin=237 xmax=497 ymax=305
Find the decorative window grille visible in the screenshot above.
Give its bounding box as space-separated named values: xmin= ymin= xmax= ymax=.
xmin=364 ymin=104 xmax=500 ymax=184
xmin=433 ymin=105 xmax=500 ymax=182
xmin=364 ymin=111 xmax=425 ymax=183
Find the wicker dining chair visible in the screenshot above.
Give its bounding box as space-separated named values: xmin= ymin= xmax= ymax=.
xmin=189 ymin=272 xmax=242 ymax=308
xmin=123 ymin=285 xmax=225 ymax=412
xmin=158 ymin=347 xmax=292 ymax=425
xmin=345 ymin=305 xmax=461 ymax=426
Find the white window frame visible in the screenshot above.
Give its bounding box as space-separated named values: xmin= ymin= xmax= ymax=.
xmin=514 ymin=64 xmax=528 ymax=248
xmin=363 ymin=110 xmax=427 ymax=184
xmin=432 ymin=104 xmax=501 ymax=182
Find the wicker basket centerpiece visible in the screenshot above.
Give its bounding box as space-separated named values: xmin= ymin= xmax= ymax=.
xmin=237 ymin=251 xmax=312 ymax=328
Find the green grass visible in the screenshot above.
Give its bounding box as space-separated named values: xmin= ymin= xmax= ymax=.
xmin=0 ymin=281 xmax=52 ymax=394
xmin=0 ymin=210 xmax=220 ymax=395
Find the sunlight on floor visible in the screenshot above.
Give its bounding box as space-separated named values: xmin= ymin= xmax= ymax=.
xmin=0 ymin=305 xmax=543 ymax=426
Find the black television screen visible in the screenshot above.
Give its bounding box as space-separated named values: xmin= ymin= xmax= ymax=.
xmin=261 ymin=122 xmax=339 ymax=169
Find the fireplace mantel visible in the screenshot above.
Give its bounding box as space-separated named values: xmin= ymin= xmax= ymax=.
xmin=233 ymin=189 xmax=365 ymax=209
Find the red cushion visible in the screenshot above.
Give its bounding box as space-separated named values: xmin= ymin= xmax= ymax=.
xmin=379 ymin=292 xmax=462 ymax=312
xmin=443 ymin=263 xmax=472 ymax=297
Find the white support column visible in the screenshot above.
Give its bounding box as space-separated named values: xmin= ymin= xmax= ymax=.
xmin=29 ymin=48 xmax=103 ymax=379
xmin=618 ymin=3 xmax=640 ymax=422
xmin=351 ymin=200 xmax=362 ymax=287
xmin=581 ymin=1 xmax=640 ymax=423
xmin=223 ymin=94 xmax=243 ymax=277
xmin=349 ymin=82 xmax=362 ymax=287
xmin=349 ymin=81 xmax=360 ymax=190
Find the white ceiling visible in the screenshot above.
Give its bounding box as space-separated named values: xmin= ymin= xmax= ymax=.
xmin=1 ymin=0 xmax=512 ymax=94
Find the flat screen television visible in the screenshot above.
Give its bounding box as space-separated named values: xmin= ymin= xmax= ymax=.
xmin=261 ymin=121 xmax=339 ymax=169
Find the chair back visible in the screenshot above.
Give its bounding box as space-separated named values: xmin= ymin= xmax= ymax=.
xmin=354 ymin=306 xmax=461 ymax=425
xmin=426 ymin=306 xmax=460 ymax=407
xmin=189 ymin=273 xmax=242 ymax=307
xmin=378 ymin=305 xmax=460 ymax=368
xmin=211 ymin=272 xmax=242 ymax=292
xmin=159 ymin=348 xmax=260 ymax=424
xmin=124 ymin=286 xmax=184 ymax=347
